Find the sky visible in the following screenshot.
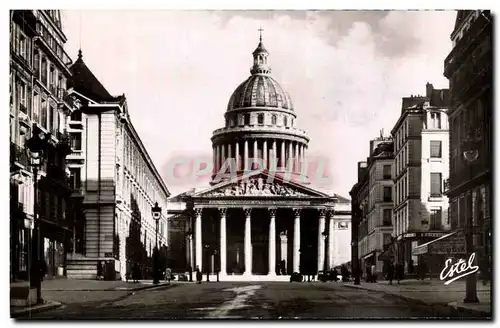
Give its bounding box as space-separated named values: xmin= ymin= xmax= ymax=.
xmin=60 ymin=10 xmax=456 ymax=198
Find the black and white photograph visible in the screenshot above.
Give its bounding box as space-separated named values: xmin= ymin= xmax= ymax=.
xmin=7 ymin=4 xmax=493 ymax=321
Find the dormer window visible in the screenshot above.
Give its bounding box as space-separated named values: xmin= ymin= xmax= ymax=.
xmin=284 ymin=116 xmax=288 ymax=127
xmin=271 ymin=114 xmax=277 ymax=125
xmin=244 ymin=113 xmax=250 ymax=125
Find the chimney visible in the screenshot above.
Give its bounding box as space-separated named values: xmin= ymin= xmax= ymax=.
xmin=426 ymin=82 xmax=434 ymax=98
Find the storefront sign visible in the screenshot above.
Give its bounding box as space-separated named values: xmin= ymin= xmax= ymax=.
xmin=428 ymin=236 xmax=466 ymax=255
xmin=440 ymin=253 xmax=478 ymax=285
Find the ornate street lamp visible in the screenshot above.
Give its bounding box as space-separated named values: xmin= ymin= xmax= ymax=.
xmin=151 ymin=202 xmax=162 ymax=284
xmin=26 ymin=129 xmax=49 ymax=304
xmin=461 ymin=129 xmax=481 ymax=304
xmin=322 ymin=230 xmax=328 ymax=282
xmin=186 ymin=229 xmax=193 ymax=282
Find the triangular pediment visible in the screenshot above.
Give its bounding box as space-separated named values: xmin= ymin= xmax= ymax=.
xmin=192 ymin=170 xmax=333 ymax=199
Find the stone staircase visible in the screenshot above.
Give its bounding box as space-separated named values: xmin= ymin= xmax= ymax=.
xmin=66 ymin=257 xmax=98 ymax=280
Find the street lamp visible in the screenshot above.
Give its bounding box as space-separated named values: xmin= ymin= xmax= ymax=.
xmin=186 ymin=229 xmax=193 ymax=282
xmin=151 ymin=202 xmax=162 ymax=285
xmin=204 ymin=244 xmax=210 ymax=282
xmin=322 ymin=230 xmax=328 ymax=282
xmin=26 ymin=129 xmax=49 ymax=304
xmin=462 ymin=137 xmax=480 ymax=303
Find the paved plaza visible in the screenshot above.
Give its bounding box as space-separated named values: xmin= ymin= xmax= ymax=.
xmin=13 ymin=280 xmax=490 ymax=320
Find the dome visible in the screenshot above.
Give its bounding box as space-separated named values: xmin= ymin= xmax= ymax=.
xmin=227 ymin=74 xmax=294 ymax=111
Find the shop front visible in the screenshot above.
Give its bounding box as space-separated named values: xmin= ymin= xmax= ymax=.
xmin=40 ymin=220 xmax=70 ymax=279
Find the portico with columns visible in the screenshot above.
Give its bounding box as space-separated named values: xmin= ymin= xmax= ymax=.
xmin=185 ymin=172 xmax=337 ymax=280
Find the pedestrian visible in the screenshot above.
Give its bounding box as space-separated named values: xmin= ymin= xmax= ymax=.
xmin=132 ymin=262 xmax=140 ymax=283
xmin=164 ymin=267 xmax=172 ymax=283
xmin=387 ymin=261 xmax=394 ymax=285
xmin=96 ymin=260 xmax=104 ymax=281
xmin=188 ymin=266 xmax=193 ymax=282
xmin=195 ymin=265 xmax=202 ymax=284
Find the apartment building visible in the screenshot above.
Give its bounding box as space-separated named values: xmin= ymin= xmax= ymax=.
xmin=391 ymin=83 xmax=451 ymax=276
xmin=65 ymin=51 xmax=171 ymax=280
xmin=443 ymin=10 xmax=492 ymax=279
xmin=10 ymin=10 xmax=75 ymax=281
xmin=351 ymin=135 xmax=394 ymax=279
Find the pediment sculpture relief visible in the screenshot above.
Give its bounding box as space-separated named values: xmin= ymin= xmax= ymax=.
xmin=207 ymin=177 xmax=310 ymax=197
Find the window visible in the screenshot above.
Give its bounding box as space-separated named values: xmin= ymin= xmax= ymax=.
xmin=70 ymin=133 xmax=82 ymax=151
xmin=244 ymin=114 xmax=250 ymax=125
xmin=16 ymin=79 xmax=27 ymax=113
xmin=430 ymin=173 xmax=442 ymax=196
xmin=71 ymin=110 xmax=82 ymax=121
xmin=41 ymin=98 xmax=48 ymax=129
xmin=383 ymin=165 xmax=391 ymax=179
xmin=430 ymin=140 xmax=442 ymax=158
xmin=383 ymin=186 xmax=392 ymax=202
xmin=257 ymin=113 xmax=264 ymax=125
xmin=271 ymin=114 xmax=277 ymax=125
xmin=430 ymin=208 xmax=442 ymax=230
xmin=47 ymin=105 xmax=53 ymax=133
xmin=69 ymin=168 xmax=81 ymax=190
xmin=41 ymin=58 xmax=48 ymax=85
xmin=284 ymin=116 xmax=288 ymax=127
xmin=383 ymin=234 xmax=392 ymax=247
xmin=383 ymin=209 xmax=392 ymax=226
xmin=33 ymin=92 xmax=40 ymax=124
xmin=430 ymin=112 xmax=442 ymax=129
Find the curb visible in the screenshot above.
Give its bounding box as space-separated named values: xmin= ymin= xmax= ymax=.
xmin=11 ymin=300 xmax=62 ymax=318
xmin=343 ymin=284 xmax=491 ymax=317
xmin=42 ymin=282 xmax=172 ymax=292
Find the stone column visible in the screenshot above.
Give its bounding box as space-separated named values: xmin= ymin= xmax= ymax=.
xmin=268 ymin=208 xmax=277 ymax=276
xmin=244 ymin=140 xmax=249 ymax=171
xmin=263 ymin=140 xmax=268 ymax=169
xmin=328 ymin=210 xmax=335 ymax=269
xmin=293 ymin=208 xmax=301 ymax=273
xmin=221 ymin=144 xmax=226 ymax=168
xmin=280 ymin=140 xmax=285 ymax=169
xmin=253 ymin=139 xmax=258 ymax=170
xmin=288 ymin=141 xmax=293 ymax=171
xmin=195 ymin=208 xmax=203 ymax=272
xmin=272 ymin=139 xmax=277 ymax=170
xmin=189 ymin=234 xmax=194 ymax=270
xmin=235 ymin=142 xmax=240 ymax=171
xmin=217 ymin=145 xmax=221 ymax=172
xmin=280 ymin=232 xmax=288 ymax=273
xmin=228 ymin=144 xmax=232 ymax=162
xmin=244 ymin=208 xmax=252 ymax=275
xmin=317 ymin=209 xmax=326 ymax=273
xmin=219 ymin=208 xmax=227 ymax=276
xmin=294 ymin=142 xmax=299 ymax=172
xmin=212 ymin=146 xmax=216 ymax=172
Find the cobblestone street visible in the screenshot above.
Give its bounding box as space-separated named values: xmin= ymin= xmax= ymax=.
xmin=16 ymin=281 xmax=489 ymax=320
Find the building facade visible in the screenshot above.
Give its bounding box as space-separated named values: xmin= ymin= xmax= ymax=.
xmin=10 ymin=10 xmax=75 ymax=281
xmin=64 ymin=51 xmax=170 ymax=280
xmin=350 ymin=136 xmax=394 ymax=279
xmin=443 ymin=10 xmax=492 ymax=280
xmin=391 ymin=83 xmax=452 ymax=276
xmin=170 ymin=35 xmax=350 ymax=280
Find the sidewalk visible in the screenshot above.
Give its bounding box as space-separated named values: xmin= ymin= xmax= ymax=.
xmin=344 ymin=279 xmax=491 ymax=316
xmin=11 ymin=279 xmax=173 ymax=317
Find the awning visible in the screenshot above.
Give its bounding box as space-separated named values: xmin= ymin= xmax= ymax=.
xmin=412 ymin=230 xmax=465 ymax=256
xmin=378 ymin=247 xmax=395 ymax=261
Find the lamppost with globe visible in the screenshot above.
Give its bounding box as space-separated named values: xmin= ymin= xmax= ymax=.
xmin=321 ymin=230 xmax=328 ymax=282
xmin=26 ymin=129 xmax=51 ymax=304
xmin=151 ymin=202 xmax=162 ymax=284
xmin=462 ymin=131 xmax=481 ymax=303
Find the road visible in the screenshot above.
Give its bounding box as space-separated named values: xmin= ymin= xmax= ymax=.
xmin=18 ymin=282 xmax=482 ymax=319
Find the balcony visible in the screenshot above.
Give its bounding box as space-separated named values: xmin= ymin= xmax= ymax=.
xmin=34 ymin=21 xmax=72 ymax=69
xmin=443 ymin=179 xmax=450 ymax=193
xmin=444 ymin=11 xmax=491 ymax=76
xmin=10 ymin=142 xmax=29 ymax=169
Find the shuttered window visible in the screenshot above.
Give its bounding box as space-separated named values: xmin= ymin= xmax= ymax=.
xmin=430 ymin=173 xmax=442 ymax=196
xmin=430 ymin=140 xmax=442 ymax=158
